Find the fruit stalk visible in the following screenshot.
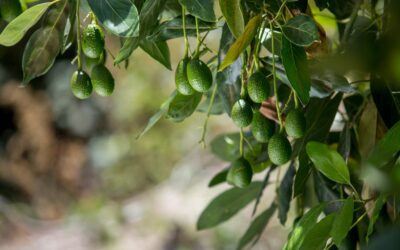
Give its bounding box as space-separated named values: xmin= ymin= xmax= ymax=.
xmin=76 ymin=0 xmax=82 ymax=70
xmin=194 ymin=17 xmax=201 ymax=58
xmin=269 ymin=21 xmax=283 ymax=131
xmin=239 ymin=129 xmax=244 ymax=157
xmin=182 ymin=7 xmax=189 ymax=58
xmin=199 ymin=84 xmax=218 ymax=146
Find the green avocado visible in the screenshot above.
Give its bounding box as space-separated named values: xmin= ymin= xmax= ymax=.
xmin=268 ymin=133 xmax=292 ymax=165
xmin=285 ymin=109 xmax=306 ymax=138
xmin=71 ymin=70 xmax=93 ymax=99
xmin=227 ymin=158 xmax=253 ymax=188
xmin=82 ymin=23 xmax=105 ymax=59
xmin=91 ymin=64 xmax=115 ymax=96
xmin=247 ymin=71 xmax=270 ymax=103
xmin=186 ymin=59 xmax=212 ymax=93
xmin=175 ymin=58 xmax=195 ymax=95
xmin=231 ymin=99 xmax=253 ymax=127
xmin=252 ymin=111 xmax=275 ymax=143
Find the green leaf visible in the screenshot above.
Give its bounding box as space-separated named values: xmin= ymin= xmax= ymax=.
xmin=136 ymin=92 xmax=177 ymax=139
xmin=282 ymin=15 xmax=320 ymax=47
xmin=306 ymin=141 xmax=350 ymax=185
xmin=368 ymin=121 xmax=400 ymax=168
xmin=331 ymin=197 xmax=354 ymax=246
xmin=22 ymin=27 xmax=60 ymax=83
xmin=293 ymin=94 xmax=342 ymax=197
xmin=114 ymin=0 xmax=167 ymax=64
xmin=0 ymin=2 xmax=56 ymax=46
xmin=208 ymin=168 xmax=229 ymax=187
xmin=216 ymin=24 xmax=242 ymax=114
xmin=178 ymin=0 xmax=216 ymax=22
xmin=22 ymin=0 xmax=68 ymax=84
xmin=281 ymin=36 xmax=311 ymax=104
xmin=210 ymin=133 xmax=240 ymax=161
xmin=166 ymin=92 xmax=202 ymax=122
xmin=284 ymin=203 xmax=326 ymax=250
xmin=366 ymin=193 xmax=388 ymax=241
xmin=197 ymin=181 xmax=262 ymax=230
xmin=299 ymin=214 xmax=335 ymax=250
xmin=87 ymin=0 xmax=139 ymax=37
xmin=219 ymin=0 xmax=244 ymax=38
xmin=139 ymin=40 xmax=171 ymax=70
xmin=237 ymin=203 xmax=277 ymax=250
xmin=218 ymin=14 xmax=261 ymax=71
xmin=150 ymin=15 xmax=216 ymax=41
xmin=278 ymin=162 xmax=295 ymax=225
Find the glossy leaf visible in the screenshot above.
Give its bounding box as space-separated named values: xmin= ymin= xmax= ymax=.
xmin=306 ymin=141 xmax=351 ymax=185
xmin=166 ymin=92 xmax=202 ymax=122
xmin=366 ymin=193 xmax=388 ymax=241
xmin=299 ymin=214 xmax=335 ymax=250
xmin=219 ymin=0 xmax=244 ymax=38
xmin=0 ymin=2 xmax=55 ymax=46
xmin=237 ymin=204 xmax=277 ymax=250
xmin=87 ymin=0 xmax=140 ymax=37
xmin=150 ymin=15 xmax=216 ymax=41
xmin=139 ymin=40 xmax=171 ymax=70
xmin=178 ymin=0 xmax=216 ymax=22
xmin=281 ymin=36 xmax=311 ymax=104
xmin=284 ymin=203 xmax=326 ymax=250
xmin=278 ymin=162 xmax=296 ymax=225
xmin=368 ymin=121 xmax=400 ymax=168
xmin=136 ymin=92 xmax=177 ymax=139
xmin=197 ymin=182 xmax=262 ymax=230
xmin=216 ymin=24 xmax=242 ymax=114
xmin=331 ymin=197 xmax=354 ymax=246
xmin=282 ymin=15 xmax=320 ymax=47
xmin=114 ymin=0 xmax=167 ymax=63
xmin=208 ymin=168 xmax=229 ymax=187
xmin=219 ymin=14 xmax=262 ymax=71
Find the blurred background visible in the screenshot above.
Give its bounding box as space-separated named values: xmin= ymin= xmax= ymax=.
xmin=0 ymin=2 xmax=296 ymax=249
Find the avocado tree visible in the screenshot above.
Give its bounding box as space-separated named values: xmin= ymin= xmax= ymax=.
xmin=1 ymin=0 xmax=400 ymax=249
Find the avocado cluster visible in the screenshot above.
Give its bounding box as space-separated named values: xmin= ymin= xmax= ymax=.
xmin=228 ymin=71 xmax=308 ymax=170
xmin=175 ymin=56 xmax=212 ymax=96
xmin=71 ymin=20 xmax=115 ymax=99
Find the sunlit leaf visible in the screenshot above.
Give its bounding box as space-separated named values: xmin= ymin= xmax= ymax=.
xmin=87 ymin=0 xmax=140 ymax=37
xmin=219 ymin=14 xmax=261 ymax=71
xmin=219 ymin=0 xmax=244 ymax=38
xmin=0 ymin=2 xmax=55 ymax=46
xmin=306 ymin=141 xmax=351 ymax=185
xmin=284 ymin=203 xmax=326 ymax=250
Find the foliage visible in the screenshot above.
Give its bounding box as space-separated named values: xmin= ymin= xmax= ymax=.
xmin=1 ymin=0 xmax=400 ymax=249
